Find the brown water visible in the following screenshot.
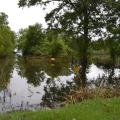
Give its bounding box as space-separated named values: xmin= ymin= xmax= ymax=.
xmin=0 ymin=56 xmax=120 ymax=113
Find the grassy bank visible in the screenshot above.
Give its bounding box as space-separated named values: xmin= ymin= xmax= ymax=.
xmin=0 ymin=98 xmax=120 ymax=120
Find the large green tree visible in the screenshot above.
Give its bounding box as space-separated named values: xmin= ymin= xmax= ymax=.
xmin=18 ymin=0 xmax=119 ymax=86
xmin=0 ymin=12 xmax=15 ymax=57
xmin=17 ymin=23 xmax=45 ymax=55
xmin=105 ymin=1 xmax=120 ymax=63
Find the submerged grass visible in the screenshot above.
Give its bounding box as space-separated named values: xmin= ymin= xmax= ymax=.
xmin=0 ymin=98 xmax=120 ymax=120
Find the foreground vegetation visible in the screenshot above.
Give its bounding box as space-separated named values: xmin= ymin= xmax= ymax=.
xmin=0 ymin=98 xmax=120 ymax=120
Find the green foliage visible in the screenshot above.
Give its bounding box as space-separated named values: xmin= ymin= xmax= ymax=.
xmin=18 ymin=26 xmax=71 ymax=57
xmin=18 ymin=0 xmax=106 ymax=52
xmin=0 ymin=12 xmax=8 ymax=26
xmin=17 ymin=23 xmax=45 ymax=55
xmin=44 ymin=39 xmax=70 ymax=57
xmin=18 ymin=0 xmax=120 ymax=68
xmin=104 ymin=0 xmax=120 ymax=62
xmin=18 ymin=0 xmax=119 ymax=51
xmin=0 ymin=13 xmax=15 ymax=57
xmin=17 ymin=28 xmax=27 ymax=54
xmin=0 ymin=27 xmax=15 ymax=56
xmin=24 ymin=23 xmax=45 ymax=55
xmin=106 ymin=39 xmax=120 ymax=62
xmin=43 ymin=29 xmax=72 ymax=57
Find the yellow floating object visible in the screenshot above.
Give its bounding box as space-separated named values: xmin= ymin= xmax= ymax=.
xmin=50 ymin=58 xmax=56 ymax=61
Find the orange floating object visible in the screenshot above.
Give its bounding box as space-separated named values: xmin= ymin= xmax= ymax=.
xmin=73 ymin=66 xmax=80 ymax=72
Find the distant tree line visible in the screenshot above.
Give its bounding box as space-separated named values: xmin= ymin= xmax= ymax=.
xmin=17 ymin=23 xmax=71 ymax=57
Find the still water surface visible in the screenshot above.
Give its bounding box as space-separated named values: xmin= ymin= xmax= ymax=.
xmin=0 ymin=56 xmax=120 ymax=113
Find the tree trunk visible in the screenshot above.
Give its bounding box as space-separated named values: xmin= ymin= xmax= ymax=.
xmin=79 ymin=6 xmax=90 ymax=87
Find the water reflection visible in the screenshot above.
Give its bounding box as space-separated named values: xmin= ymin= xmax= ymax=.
xmin=0 ymin=58 xmax=14 ymax=90
xmin=17 ymin=57 xmax=70 ymax=86
xmin=0 ymin=57 xmax=14 ymax=113
xmin=0 ymin=56 xmax=119 ymax=113
xmin=91 ymin=63 xmax=120 ymax=88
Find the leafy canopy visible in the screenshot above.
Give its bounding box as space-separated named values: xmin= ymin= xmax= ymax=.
xmin=17 ymin=23 xmax=45 ymax=55
xmin=0 ymin=12 xmax=15 ymax=57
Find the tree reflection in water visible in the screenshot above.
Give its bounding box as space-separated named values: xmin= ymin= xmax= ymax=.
xmin=93 ymin=63 xmax=120 ymax=88
xmin=0 ymin=57 xmax=14 ymax=90
xmin=17 ymin=57 xmax=75 ymax=107
xmin=17 ymin=57 xmax=70 ymax=86
xmin=0 ymin=57 xmax=14 ymax=113
xmin=0 ymin=56 xmax=119 ymax=112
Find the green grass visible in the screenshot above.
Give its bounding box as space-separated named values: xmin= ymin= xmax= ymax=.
xmin=0 ymin=98 xmax=120 ymax=120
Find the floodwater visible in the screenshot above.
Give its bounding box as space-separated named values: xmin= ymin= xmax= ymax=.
xmin=0 ymin=56 xmax=120 ymax=113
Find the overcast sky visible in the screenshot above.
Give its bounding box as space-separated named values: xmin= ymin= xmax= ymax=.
xmin=0 ymin=0 xmax=53 ymax=32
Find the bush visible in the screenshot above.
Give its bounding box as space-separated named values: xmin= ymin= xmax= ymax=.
xmin=46 ymin=39 xmax=70 ymax=57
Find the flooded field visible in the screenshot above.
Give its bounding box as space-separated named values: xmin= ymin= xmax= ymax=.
xmin=0 ymin=56 xmax=120 ymax=113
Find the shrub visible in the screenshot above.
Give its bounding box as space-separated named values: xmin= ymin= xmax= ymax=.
xmin=47 ymin=39 xmax=70 ymax=57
